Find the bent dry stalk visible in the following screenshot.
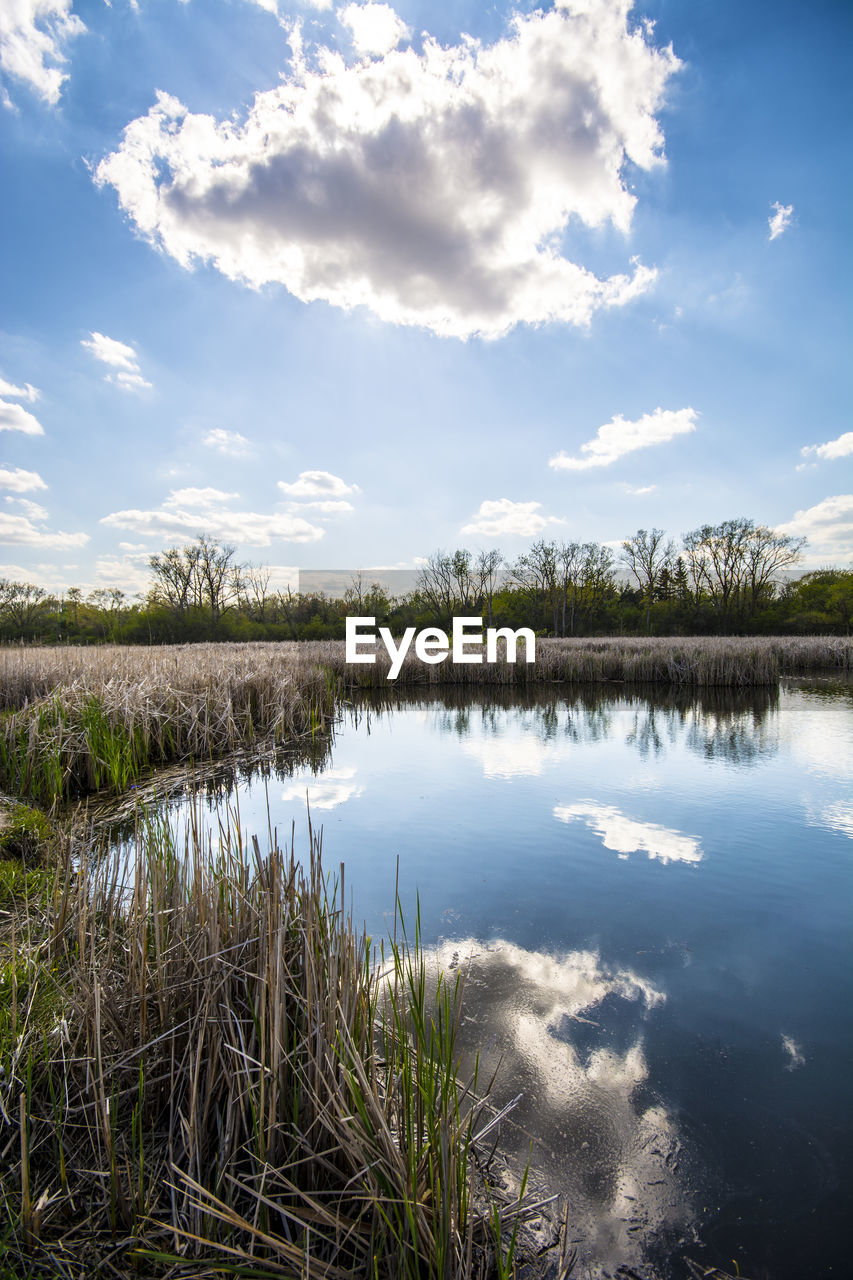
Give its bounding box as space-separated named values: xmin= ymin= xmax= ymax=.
xmin=0 ymin=808 xmax=554 ymax=1279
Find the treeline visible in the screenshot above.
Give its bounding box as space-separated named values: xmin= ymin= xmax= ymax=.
xmin=1 ymin=521 xmax=851 ymax=645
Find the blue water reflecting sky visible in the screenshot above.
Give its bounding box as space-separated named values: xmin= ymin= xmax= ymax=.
xmin=105 ymin=679 xmax=852 ymax=1278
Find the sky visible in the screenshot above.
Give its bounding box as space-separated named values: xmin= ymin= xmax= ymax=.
xmin=0 ymin=0 xmax=851 ymax=598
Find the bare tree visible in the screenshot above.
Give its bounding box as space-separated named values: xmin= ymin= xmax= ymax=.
xmin=621 ymin=528 xmax=675 ymax=633
xmin=556 ymin=541 xmax=583 ymax=636
xmin=744 ymin=524 xmax=806 ymax=617
xmin=681 ymin=518 xmax=804 ymax=625
xmin=149 ymin=536 xmax=243 ymax=625
xmin=475 ymin=548 xmax=503 ymax=626
xmin=242 ymin=562 xmax=273 ymax=621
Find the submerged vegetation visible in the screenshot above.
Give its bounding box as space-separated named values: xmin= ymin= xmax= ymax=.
xmin=0 ymin=812 xmax=562 ymax=1279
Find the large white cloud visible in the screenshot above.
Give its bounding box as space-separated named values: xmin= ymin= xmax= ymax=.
xmin=549 ymin=406 xmax=697 ymax=472
xmin=101 ymin=485 xmax=325 ymax=545
xmin=461 ymin=498 xmax=564 ymax=539
xmin=95 ymin=1 xmax=679 ymax=338
xmin=776 ymin=495 xmax=853 ymax=566
xmin=0 ymin=0 xmax=84 ymax=106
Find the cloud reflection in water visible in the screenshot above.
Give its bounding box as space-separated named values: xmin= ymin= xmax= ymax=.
xmin=280 ymin=767 xmax=363 ymax=810
xmin=555 ymin=802 xmax=702 ymax=865
xmin=431 ymin=939 xmax=694 ymax=1275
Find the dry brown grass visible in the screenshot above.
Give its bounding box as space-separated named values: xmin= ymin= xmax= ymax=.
xmin=0 ymin=636 xmax=847 ymax=806
xmin=0 ymin=811 xmax=560 ymax=1278
xmin=306 ymin=633 xmax=851 ymax=688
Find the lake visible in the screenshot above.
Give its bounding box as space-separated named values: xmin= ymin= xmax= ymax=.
xmin=98 ymin=677 xmax=853 ymax=1279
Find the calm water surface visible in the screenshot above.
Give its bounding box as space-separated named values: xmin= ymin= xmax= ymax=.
xmin=101 ymin=678 xmax=853 ymax=1278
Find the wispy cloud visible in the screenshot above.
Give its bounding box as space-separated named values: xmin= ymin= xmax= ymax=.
xmin=768 ymin=201 xmax=794 ymax=241
xmin=101 ymin=485 xmax=325 ymax=546
xmin=81 ymin=331 xmax=152 ymax=391
xmin=0 ymin=0 xmax=85 ymax=106
xmin=549 ymin=407 xmax=698 ymax=472
xmin=204 ymin=428 xmax=252 ymax=457
xmin=461 ymin=498 xmax=563 ymax=539
xmin=95 ymin=1 xmax=678 ymax=338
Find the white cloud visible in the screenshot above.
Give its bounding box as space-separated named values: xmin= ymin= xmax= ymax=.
xmin=113 ymin=370 xmax=152 ymax=391
xmin=93 ymin=550 xmax=151 ymax=594
xmin=554 ymin=802 xmax=702 ymax=866
xmin=280 ymin=766 xmax=363 ymax=810
xmin=800 ymin=431 xmax=853 ymax=463
xmin=340 ymin=3 xmax=410 ymax=57
xmin=0 ymin=510 xmax=89 ymax=549
xmin=0 ymin=561 xmax=78 ymax=591
xmin=101 ymin=485 xmax=325 ymax=546
xmin=7 ymin=497 xmax=49 ymax=521
xmin=0 ymin=398 xmax=45 ymax=435
xmin=81 ymin=332 xmax=137 ymax=370
xmin=0 ymin=378 xmax=39 ymax=402
xmin=0 ymin=466 xmax=47 ymax=493
xmin=0 ymin=0 xmax=85 ymax=105
xmin=292 ymin=499 xmax=354 ymax=513
xmin=463 ymin=732 xmax=570 ymax=780
xmin=163 ymin=486 xmax=239 ymax=508
xmin=204 ymin=427 xmax=252 ymax=456
xmin=81 ymin=331 xmax=152 ymax=391
xmin=549 ymin=406 xmax=697 ymax=472
xmin=461 ymin=498 xmax=563 ymax=539
xmin=278 ymin=470 xmax=358 ymax=498
xmin=95 ymin=2 xmax=678 ymax=338
xmin=624 ymin=483 xmax=656 ymax=495
xmin=776 ymin=495 xmax=853 ymax=566
xmin=768 ymin=201 xmax=793 ymax=241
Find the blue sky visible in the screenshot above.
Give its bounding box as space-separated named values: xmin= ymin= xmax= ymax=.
xmin=0 ymin=0 xmax=850 ymax=596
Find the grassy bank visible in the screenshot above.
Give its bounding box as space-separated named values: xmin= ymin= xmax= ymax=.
xmin=0 ymin=637 xmax=848 ymax=807
xmin=0 ymin=644 xmax=336 ymax=806
xmin=0 ymin=809 xmax=561 ymax=1279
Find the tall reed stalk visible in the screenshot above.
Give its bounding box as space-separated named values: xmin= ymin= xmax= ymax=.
xmin=0 ymin=811 xmax=552 ymax=1278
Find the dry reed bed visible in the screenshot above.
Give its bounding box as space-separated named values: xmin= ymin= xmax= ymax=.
xmin=0 ymin=644 xmax=335 ymax=805
xmin=0 ymin=637 xmax=848 ymax=805
xmin=306 ymin=634 xmax=851 ymax=689
xmin=0 ymin=816 xmax=553 ymax=1278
